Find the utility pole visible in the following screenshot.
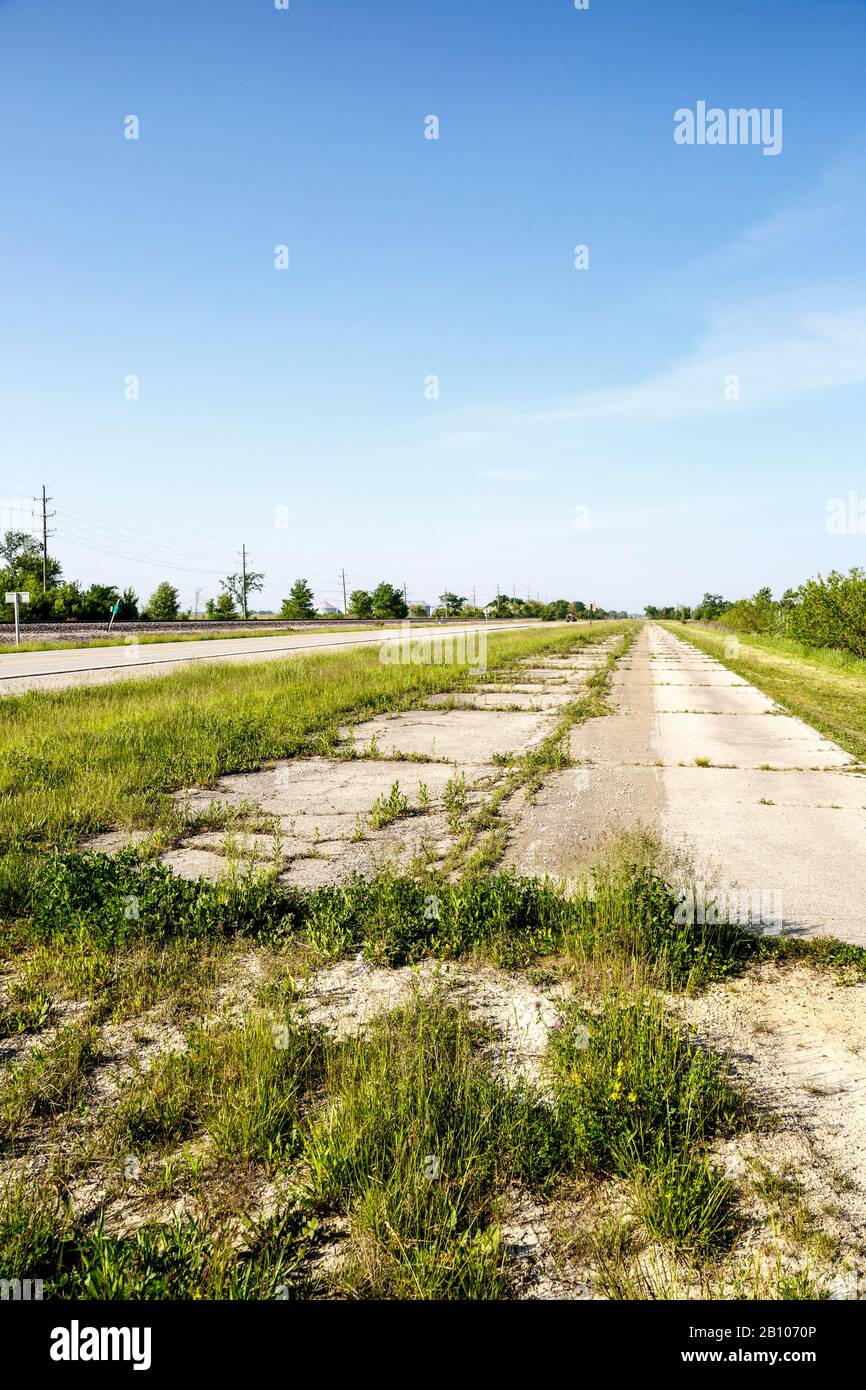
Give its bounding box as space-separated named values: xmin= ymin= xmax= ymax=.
xmin=34 ymin=484 xmax=54 ymax=589
xmin=241 ymin=544 xmax=248 ymax=619
xmin=340 ymin=568 xmax=348 ymax=616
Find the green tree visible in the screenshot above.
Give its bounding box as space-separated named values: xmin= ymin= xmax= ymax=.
xmin=348 ymin=589 xmax=374 ymax=619
xmin=51 ymin=582 xmax=87 ymax=620
xmin=371 ymin=582 xmax=408 ymax=619
xmin=486 ymin=594 xmax=512 ymax=619
xmin=81 ymin=584 xmax=121 ymax=619
xmin=221 ymin=566 xmax=264 ymax=620
xmin=693 ymin=593 xmax=731 ymax=622
xmin=542 ymin=599 xmax=570 ymax=621
xmin=117 ymin=587 xmax=139 ymax=620
xmin=437 ymin=591 xmax=466 ymax=618
xmin=206 ymin=593 xmax=238 ymax=619
xmin=0 ymin=530 xmax=63 ymax=621
xmin=280 ymin=579 xmax=317 ymax=620
xmin=788 ymin=569 xmax=866 ymax=656
xmin=145 ymin=582 xmax=181 ymax=620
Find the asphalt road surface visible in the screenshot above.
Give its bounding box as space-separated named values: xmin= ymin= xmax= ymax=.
xmin=0 ymin=620 xmax=542 ymax=696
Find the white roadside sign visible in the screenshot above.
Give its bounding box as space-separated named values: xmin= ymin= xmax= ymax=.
xmin=5 ymin=590 xmax=30 ymax=646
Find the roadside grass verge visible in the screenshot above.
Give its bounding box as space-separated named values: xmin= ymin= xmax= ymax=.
xmin=0 ymin=622 xmax=627 ymax=914
xmin=663 ymin=622 xmax=866 ymax=764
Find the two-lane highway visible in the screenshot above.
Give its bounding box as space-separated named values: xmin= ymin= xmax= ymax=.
xmin=0 ymin=621 xmax=542 ymax=696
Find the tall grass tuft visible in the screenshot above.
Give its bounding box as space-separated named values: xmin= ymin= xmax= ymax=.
xmin=303 ymin=995 xmax=569 ymax=1298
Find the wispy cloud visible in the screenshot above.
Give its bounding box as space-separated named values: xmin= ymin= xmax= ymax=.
xmin=522 ymin=302 xmax=866 ymax=426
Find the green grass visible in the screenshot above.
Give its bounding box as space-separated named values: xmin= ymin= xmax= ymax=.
xmin=113 ymin=1016 xmax=325 ymax=1165
xmin=0 ymin=1021 xmax=100 ymax=1145
xmin=631 ymin=1148 xmax=737 ymax=1254
xmin=303 ymin=996 xmax=567 ymax=1298
xmin=23 ymin=844 xmax=765 ymax=986
xmin=549 ymin=984 xmax=744 ymax=1257
xmin=5 ymin=933 xmax=227 ymax=1027
xmin=0 ymin=983 xmax=54 ymax=1038
xmin=0 ymin=1177 xmax=316 ymax=1298
xmin=549 ymin=990 xmax=743 ymax=1176
xmin=665 ymin=622 xmax=866 ymax=764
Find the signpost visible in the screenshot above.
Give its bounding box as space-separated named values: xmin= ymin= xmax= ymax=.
xmin=107 ymin=600 xmax=121 ymax=635
xmin=5 ymin=591 xmax=30 ymax=646
xmin=589 ymin=601 xmax=596 ymax=625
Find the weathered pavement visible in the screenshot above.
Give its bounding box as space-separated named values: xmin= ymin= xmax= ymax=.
xmin=505 ymin=624 xmax=866 ymax=946
xmin=87 ymin=632 xmax=622 ymax=887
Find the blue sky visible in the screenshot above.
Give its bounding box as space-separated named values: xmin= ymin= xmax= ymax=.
xmin=1 ymin=0 xmax=865 ymax=613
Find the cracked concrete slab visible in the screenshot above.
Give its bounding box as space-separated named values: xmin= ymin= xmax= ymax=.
xmin=649 ymin=625 xmax=866 ymax=943
xmin=653 ymin=683 xmax=777 ymax=715
xmin=424 ymin=691 xmax=576 ymax=711
xmin=504 ymin=629 xmax=663 ymax=877
xmin=338 ymin=708 xmax=558 ymax=763
xmin=655 ymin=710 xmax=853 ymax=770
xmin=162 ymin=758 xmax=488 ymax=884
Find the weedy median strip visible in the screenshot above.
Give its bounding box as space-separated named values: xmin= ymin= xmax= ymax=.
xmin=0 ymin=622 xmax=628 ymax=914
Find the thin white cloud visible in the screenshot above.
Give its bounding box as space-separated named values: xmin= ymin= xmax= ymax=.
xmin=522 ymin=303 xmax=866 ymax=425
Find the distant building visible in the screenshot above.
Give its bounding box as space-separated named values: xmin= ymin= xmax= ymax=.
xmin=317 ymin=600 xmax=340 ymax=616
xmin=408 ymin=601 xmax=431 ymax=616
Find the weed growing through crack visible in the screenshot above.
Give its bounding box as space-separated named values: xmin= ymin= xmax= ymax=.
xmin=368 ymin=781 xmax=411 ymax=830
xmin=443 ymin=770 xmax=469 ymax=833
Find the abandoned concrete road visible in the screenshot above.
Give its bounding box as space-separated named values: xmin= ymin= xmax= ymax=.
xmin=506 ymin=624 xmax=866 ymax=946
xmin=0 ymin=619 xmax=532 ymax=696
